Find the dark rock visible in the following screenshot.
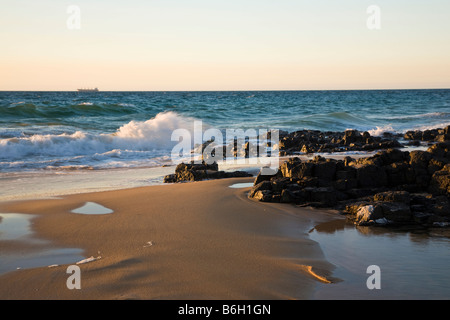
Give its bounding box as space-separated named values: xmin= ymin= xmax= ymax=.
xmin=254 ymin=171 xmax=276 ymax=185
xmin=343 ymin=129 xmax=361 ymax=145
xmin=433 ymin=196 xmax=450 ymax=216
xmin=355 ymin=164 xmax=388 ymax=188
xmin=249 ymin=180 xmax=272 ymax=198
xmin=429 ymin=164 xmax=450 ymax=196
xmin=248 ymin=127 xmax=450 ymax=229
xmin=354 ymin=204 xmax=385 ymax=226
xmin=428 ymin=141 xmax=450 ymax=159
xmin=313 ymin=160 xmax=337 ymax=181
xmin=379 ymin=202 xmax=412 ymax=223
xmin=252 ymin=190 xmax=273 ymax=202
xmin=309 ymin=187 xmax=338 ymax=206
xmin=164 ymin=161 xmax=252 ymax=183
xmin=385 ymin=162 xmax=415 ymax=186
xmin=373 ymin=191 xmax=410 ymax=205
xmin=163 ymin=174 xmax=177 ymax=183
xmin=280 ymin=158 xmax=314 ymax=179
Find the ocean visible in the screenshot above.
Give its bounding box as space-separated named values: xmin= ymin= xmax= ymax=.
xmin=1 ymin=89 xmax=449 ymax=174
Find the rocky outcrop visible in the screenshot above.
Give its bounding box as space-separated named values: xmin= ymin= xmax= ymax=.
xmin=279 ymin=129 xmax=403 ymax=155
xmin=278 ymin=126 xmax=450 ymax=155
xmin=403 ymin=126 xmax=450 ymax=143
xmin=249 ymin=141 xmax=450 ymax=228
xmin=163 ymin=161 xmax=253 ymax=183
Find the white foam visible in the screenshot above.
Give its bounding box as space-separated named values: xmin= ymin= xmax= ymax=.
xmin=0 ymin=111 xmax=201 ymax=170
xmin=368 ymin=125 xmax=396 ymax=136
xmin=76 ymin=256 xmax=101 ymax=265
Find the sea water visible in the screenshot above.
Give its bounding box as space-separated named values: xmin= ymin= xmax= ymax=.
xmin=1 ymin=90 xmax=449 ymax=174
xmin=309 ymin=219 xmax=450 ymax=299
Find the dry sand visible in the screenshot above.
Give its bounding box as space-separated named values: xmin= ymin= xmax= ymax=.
xmin=0 ymin=177 xmax=342 ymax=300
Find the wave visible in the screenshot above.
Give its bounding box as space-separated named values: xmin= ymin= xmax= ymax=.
xmin=0 ymin=112 xmax=200 ymax=170
xmin=375 ymin=112 xmax=450 ymax=121
xmin=1 ymin=102 xmax=139 ymax=118
xmin=288 ymin=111 xmax=374 ymax=132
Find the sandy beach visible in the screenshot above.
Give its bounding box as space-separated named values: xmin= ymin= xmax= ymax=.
xmin=0 ymin=177 xmax=341 ymax=300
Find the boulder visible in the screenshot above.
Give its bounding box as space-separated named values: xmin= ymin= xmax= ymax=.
xmin=429 ymin=164 xmax=450 ymax=196
xmin=280 ymin=158 xmax=314 ymax=179
xmin=355 ymin=164 xmax=388 ymax=188
xmin=379 ymin=202 xmax=412 ymax=223
xmin=427 ymin=141 xmax=450 ymax=159
xmin=385 ymin=162 xmax=415 ymax=186
xmin=313 ymin=160 xmax=337 ymax=181
xmin=432 ymin=196 xmax=450 ymax=217
xmin=343 ymin=129 xmax=362 ymax=145
xmin=355 ymin=205 xmax=385 ymax=226
xmin=164 ymin=161 xmax=252 ymax=183
xmin=252 ymin=190 xmax=273 ymax=202
xmin=373 ymin=191 xmax=411 ymax=205
xmin=309 ymin=187 xmax=338 ymax=206
xmin=253 ymin=171 xmax=275 ymax=185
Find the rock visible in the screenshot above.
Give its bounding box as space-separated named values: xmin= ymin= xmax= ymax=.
xmin=336 ymin=168 xmax=357 ymax=180
xmin=309 ymin=187 xmax=338 ymax=206
xmin=313 ymin=160 xmax=337 ymax=181
xmin=428 ymin=158 xmax=447 ymax=176
xmin=252 ymin=190 xmax=273 ymax=202
xmin=280 ymin=158 xmax=314 ymax=179
xmin=249 ymin=180 xmax=272 ymax=198
xmin=280 ymin=189 xmax=306 ymax=203
xmin=385 ymin=162 xmax=415 ymax=186
xmin=278 ymin=128 xmax=404 ymax=156
xmin=404 ymin=127 xmax=450 ymax=142
xmin=164 ymin=161 xmax=252 ymax=183
xmin=376 ymin=148 xmax=409 ymax=166
xmin=379 ymin=202 xmax=412 ymax=223
xmin=409 ymin=151 xmax=433 ymax=187
xmin=432 ymin=196 xmax=450 ymax=216
xmin=355 ymin=164 xmax=388 ymax=188
xmin=163 ymin=174 xmax=177 ymax=183
xmin=248 ymin=126 xmax=450 ymax=229
xmin=429 ymin=164 xmax=450 ymax=196
xmin=410 ymin=150 xmax=432 ymax=167
xmin=343 ymin=129 xmax=361 ymax=145
xmin=253 ymin=171 xmax=275 ymax=185
xmin=345 ymin=202 xmax=371 ymax=215
xmin=373 ymin=191 xmax=411 ymax=205
xmin=355 ymin=205 xmax=384 ymax=226
xmin=428 ymin=141 xmax=450 ymax=159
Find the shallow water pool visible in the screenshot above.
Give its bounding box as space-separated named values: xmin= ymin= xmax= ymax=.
xmin=309 ymin=219 xmax=450 ymax=300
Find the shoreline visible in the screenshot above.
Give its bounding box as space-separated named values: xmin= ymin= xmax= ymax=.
xmin=0 ymin=177 xmax=343 ymax=300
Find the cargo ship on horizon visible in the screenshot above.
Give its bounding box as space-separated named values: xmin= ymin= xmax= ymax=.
xmin=77 ymin=88 xmax=99 ymax=92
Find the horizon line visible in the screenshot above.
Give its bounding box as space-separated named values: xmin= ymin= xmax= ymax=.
xmin=1 ymin=87 xmax=450 ymax=92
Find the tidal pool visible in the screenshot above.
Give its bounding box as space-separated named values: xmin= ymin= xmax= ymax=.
xmin=71 ymin=202 xmax=113 ymax=215
xmin=309 ymin=218 xmax=450 ymax=300
xmin=229 ymin=182 xmax=254 ymax=189
xmin=0 ymin=213 xmax=85 ymax=275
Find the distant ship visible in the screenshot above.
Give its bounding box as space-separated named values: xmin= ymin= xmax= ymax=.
xmin=77 ymin=88 xmax=99 ymax=92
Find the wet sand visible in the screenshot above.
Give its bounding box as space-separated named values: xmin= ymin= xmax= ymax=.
xmin=0 ymin=177 xmax=341 ymax=300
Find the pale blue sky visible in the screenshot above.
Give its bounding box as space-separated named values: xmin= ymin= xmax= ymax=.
xmin=1 ymin=0 xmax=449 ymax=90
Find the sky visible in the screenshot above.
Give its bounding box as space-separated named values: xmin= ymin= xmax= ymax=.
xmin=1 ymin=0 xmax=450 ymax=91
